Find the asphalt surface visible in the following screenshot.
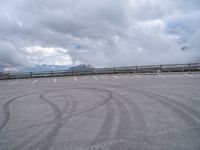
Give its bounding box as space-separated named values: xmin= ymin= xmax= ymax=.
xmin=0 ymin=73 xmax=200 ymax=150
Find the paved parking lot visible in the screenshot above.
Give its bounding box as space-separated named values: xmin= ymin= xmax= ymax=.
xmin=0 ymin=73 xmax=200 ymax=150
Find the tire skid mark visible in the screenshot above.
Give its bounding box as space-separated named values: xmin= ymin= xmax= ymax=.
xmin=12 ymin=91 xmax=64 ymax=150
xmin=3 ymin=88 xmax=112 ymax=135
xmin=149 ymin=126 xmax=200 ymax=137
xmin=80 ymin=85 xmax=148 ymax=149
xmin=89 ymin=89 xmax=148 ymax=150
xmin=12 ymin=125 xmax=50 ymax=150
xmin=61 ymin=95 xmax=77 ymax=123
xmin=28 ymin=93 xmax=63 ymax=150
xmin=35 ymin=88 xmax=112 ymax=150
xmin=116 ymin=86 xmax=200 ymax=148
xmin=114 ymin=97 xmax=133 ymax=137
xmin=1 ymin=88 xmax=113 ymax=150
xmin=57 ymin=89 xmax=113 ymax=149
xmin=91 ymin=95 xmax=115 ymax=146
xmin=141 ymin=90 xmax=200 ymax=128
xmin=71 ymin=88 xmax=113 ymax=118
xmin=156 ymin=90 xmax=200 ymax=111
xmin=0 ymin=93 xmax=35 ymax=131
xmin=116 ymin=85 xmax=200 ymax=127
xmin=3 ymin=95 xmax=74 ymax=134
xmin=53 ymin=95 xmax=79 ymax=148
xmin=22 ymin=88 xmax=112 ymax=150
xmin=110 ymin=96 xmax=133 ymax=150
xmin=12 ymin=95 xmax=73 ymax=150
xmin=111 ymin=94 xmax=148 ymax=150
xmin=58 ymin=94 xmax=70 ymax=115
xmin=160 ymin=91 xmax=200 ymax=119
xmin=117 ymin=94 xmax=147 ymax=135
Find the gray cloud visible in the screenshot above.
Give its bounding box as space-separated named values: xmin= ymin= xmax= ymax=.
xmin=0 ymin=0 xmax=200 ymax=71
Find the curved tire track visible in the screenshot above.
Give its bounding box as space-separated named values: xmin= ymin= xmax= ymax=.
xmin=115 ymin=86 xmax=200 ymax=149
xmin=90 ymin=94 xmax=115 ymax=147
xmin=11 ymin=91 xmax=65 ymax=150
xmin=24 ymin=88 xmax=112 ymax=150
xmin=27 ymin=93 xmax=63 ymax=150
xmin=109 ymin=96 xmax=134 ymax=150
xmin=115 ymin=85 xmax=200 ymax=128
xmin=111 ymin=94 xmax=148 ymax=150
xmin=72 ymin=88 xmax=113 ymax=118
xmin=141 ymin=90 xmax=200 ymax=128
xmin=0 ymin=93 xmax=35 ymax=131
xmin=0 ymin=87 xmax=115 ymax=150
xmin=12 ymin=94 xmax=74 ymax=150
xmin=4 ymin=88 xmax=112 ymax=134
xmin=90 ymin=91 xmax=148 ymax=150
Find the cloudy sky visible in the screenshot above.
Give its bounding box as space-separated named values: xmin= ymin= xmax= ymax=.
xmin=0 ymin=0 xmax=200 ymax=71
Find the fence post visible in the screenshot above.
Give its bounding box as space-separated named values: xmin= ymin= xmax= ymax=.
xmin=188 ymin=63 xmax=191 ymax=72
xmin=30 ymin=72 xmax=32 ymax=78
xmin=136 ymin=66 xmax=138 ymax=73
xmin=114 ymin=67 xmax=116 ymax=73
xmin=72 ymin=69 xmax=74 ymax=75
xmin=51 ymin=71 xmax=53 ymax=77
xmin=160 ymin=65 xmax=162 ymax=72
xmin=93 ymin=68 xmax=95 ymax=74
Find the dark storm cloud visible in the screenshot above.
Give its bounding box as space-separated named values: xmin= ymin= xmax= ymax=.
xmin=0 ymin=0 xmax=200 ymax=71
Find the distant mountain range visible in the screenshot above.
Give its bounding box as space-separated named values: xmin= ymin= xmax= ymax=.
xmin=68 ymin=64 xmax=93 ymax=71
xmin=21 ymin=65 xmax=70 ymax=72
xmin=1 ymin=64 xmax=93 ymax=73
xmin=16 ymin=64 xmax=92 ymax=72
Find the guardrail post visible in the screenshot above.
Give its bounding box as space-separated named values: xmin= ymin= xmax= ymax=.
xmin=30 ymin=72 xmax=32 ymax=78
xmin=188 ymin=63 xmax=191 ymax=72
xmin=93 ymin=68 xmax=95 ymax=74
xmin=160 ymin=65 xmax=162 ymax=72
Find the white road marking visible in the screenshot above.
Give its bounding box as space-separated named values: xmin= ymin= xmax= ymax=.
xmin=10 ymin=80 xmax=19 ymax=85
xmin=74 ymin=77 xmax=78 ymax=81
xmin=186 ymin=74 xmax=194 ymax=78
xmin=158 ymin=75 xmax=166 ymax=78
xmin=32 ymin=79 xmax=38 ymax=84
xmin=112 ymin=76 xmax=119 ymax=79
xmin=93 ymin=76 xmax=98 ymax=80
xmin=54 ymin=78 xmax=57 ymax=82
xmin=135 ymin=75 xmax=141 ymax=79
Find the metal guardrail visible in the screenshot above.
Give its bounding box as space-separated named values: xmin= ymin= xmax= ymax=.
xmin=0 ymin=63 xmax=200 ymax=80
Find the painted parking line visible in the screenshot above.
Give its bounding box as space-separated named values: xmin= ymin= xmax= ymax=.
xmin=74 ymin=77 xmax=78 ymax=81
xmin=135 ymin=75 xmax=141 ymax=79
xmin=158 ymin=75 xmax=166 ymax=78
xmin=32 ymin=79 xmax=38 ymax=84
xmin=54 ymin=78 xmax=57 ymax=82
xmin=112 ymin=76 xmax=119 ymax=79
xmin=186 ymin=74 xmax=194 ymax=78
xmin=93 ymin=76 xmax=98 ymax=80
xmin=10 ymin=80 xmax=19 ymax=85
